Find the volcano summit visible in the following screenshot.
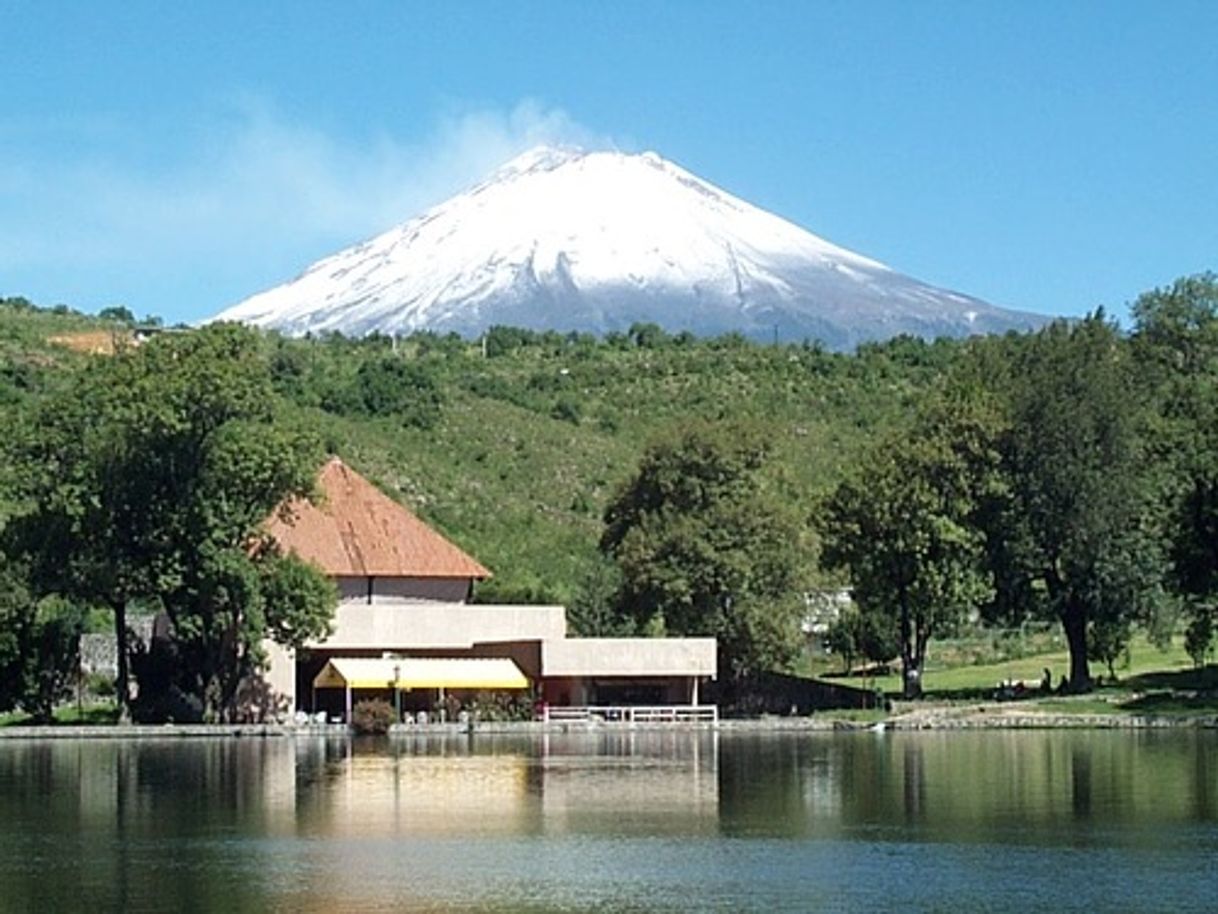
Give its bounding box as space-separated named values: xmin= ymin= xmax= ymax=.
xmin=213 ymin=146 xmax=1047 ymax=348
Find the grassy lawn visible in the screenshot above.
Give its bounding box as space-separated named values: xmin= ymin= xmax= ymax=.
xmin=812 ymin=633 xmax=1216 ymax=718
xmin=0 ymin=703 xmax=119 ymax=728
xmin=848 ymin=634 xmax=1198 ymax=698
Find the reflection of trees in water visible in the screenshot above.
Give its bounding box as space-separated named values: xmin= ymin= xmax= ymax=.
xmin=2 ymin=731 xmax=1217 ymax=909
xmin=902 ymin=739 xmax=925 ymax=822
xmin=0 ymin=740 xmax=291 ymax=910
xmin=1071 ymin=745 xmax=1092 ymax=819
xmin=718 ymin=734 xmax=853 ymax=836
xmin=716 ymin=731 xmax=1218 ymax=840
xmin=1194 ymin=740 xmax=1213 ymax=822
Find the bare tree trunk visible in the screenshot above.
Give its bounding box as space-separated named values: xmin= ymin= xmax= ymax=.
xmin=113 ymin=599 xmax=131 ymax=723
xmin=913 ymin=623 xmax=930 ymax=696
xmin=899 ymin=586 xmax=921 ymax=699
xmin=1062 ymin=600 xmax=1091 ymax=692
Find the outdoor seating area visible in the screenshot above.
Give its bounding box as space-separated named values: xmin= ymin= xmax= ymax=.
xmin=311 ymin=656 xmax=531 ymax=722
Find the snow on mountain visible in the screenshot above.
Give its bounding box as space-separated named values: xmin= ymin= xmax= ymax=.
xmin=212 ymin=145 xmax=1049 ymax=348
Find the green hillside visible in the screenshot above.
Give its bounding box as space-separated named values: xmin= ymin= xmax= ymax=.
xmin=6 ymin=279 xmax=1218 ymax=718
xmin=0 ymin=300 xmax=949 ymax=603
xmin=265 ymin=331 xmax=958 ymax=603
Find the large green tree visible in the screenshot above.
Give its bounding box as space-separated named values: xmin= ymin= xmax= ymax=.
xmin=820 ymin=386 xmax=1000 ymax=697
xmin=985 ymin=315 xmax=1166 ymax=690
xmin=4 ymin=324 xmax=336 ymax=721
xmin=1131 ymin=274 xmax=1218 ymax=664
xmin=600 ymin=423 xmax=812 ymax=679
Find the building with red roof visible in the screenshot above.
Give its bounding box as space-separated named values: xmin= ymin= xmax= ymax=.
xmin=262 ymin=458 xmax=716 ymax=723
xmin=267 ymin=457 xmax=489 ymax=602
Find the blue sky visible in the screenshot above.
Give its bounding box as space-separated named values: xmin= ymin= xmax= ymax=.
xmin=2 ymin=1 xmax=1215 ymax=326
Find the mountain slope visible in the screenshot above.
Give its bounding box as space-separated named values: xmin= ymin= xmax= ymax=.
xmin=2 ymin=295 xmax=952 ymax=605
xmin=214 ymin=146 xmax=1049 ymax=348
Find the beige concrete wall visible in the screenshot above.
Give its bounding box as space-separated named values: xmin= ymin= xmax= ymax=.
xmin=541 ymin=638 xmax=717 ymax=679
xmin=261 ymin=639 xmax=297 ymax=711
xmin=308 ymin=602 xmax=568 ymax=651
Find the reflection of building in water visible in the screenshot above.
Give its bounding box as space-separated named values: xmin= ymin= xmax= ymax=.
xmin=3 ymin=733 xmax=1218 ymax=912
xmin=286 ymin=732 xmax=720 ymax=840
xmin=296 ymin=740 xmax=537 ymax=837
xmin=536 ymin=731 xmax=720 ymax=835
xmin=270 ymin=733 xmax=720 ymax=907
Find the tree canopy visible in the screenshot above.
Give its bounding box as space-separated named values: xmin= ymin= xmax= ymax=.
xmin=2 ymin=324 xmax=337 ymax=721
xmin=984 ymin=316 xmax=1166 ymax=689
xmin=600 ymin=422 xmax=812 ymax=679
xmin=1132 ymin=273 xmax=1218 ymax=666
xmin=820 ymin=384 xmax=1001 ymax=696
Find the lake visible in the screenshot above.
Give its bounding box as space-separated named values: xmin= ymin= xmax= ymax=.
xmin=1 ymin=729 xmax=1215 ymax=912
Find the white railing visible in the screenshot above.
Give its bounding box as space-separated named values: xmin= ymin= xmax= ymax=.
xmin=543 ymin=705 xmax=719 ymax=725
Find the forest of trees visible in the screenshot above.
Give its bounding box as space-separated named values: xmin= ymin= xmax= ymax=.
xmin=821 ymin=278 xmax=1218 ymax=695
xmin=1 ymin=274 xmax=1217 ymax=719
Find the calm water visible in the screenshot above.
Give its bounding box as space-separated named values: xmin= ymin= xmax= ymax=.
xmin=1 ymin=729 xmax=1215 ymax=912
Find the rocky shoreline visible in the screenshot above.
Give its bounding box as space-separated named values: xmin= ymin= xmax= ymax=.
xmin=1 ymin=703 xmax=1216 ymax=740
xmin=865 ymin=705 xmax=1218 ymax=731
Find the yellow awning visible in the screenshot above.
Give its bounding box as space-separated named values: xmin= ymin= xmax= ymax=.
xmin=312 ymin=657 xmax=529 ymax=691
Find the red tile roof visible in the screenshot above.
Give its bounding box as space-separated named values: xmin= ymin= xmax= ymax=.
xmin=267 ymin=457 xmax=490 ymax=579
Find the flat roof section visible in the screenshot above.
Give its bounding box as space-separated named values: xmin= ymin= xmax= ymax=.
xmin=309 ymin=601 xmax=568 ymax=650
xmin=541 ymin=638 xmax=717 ymax=679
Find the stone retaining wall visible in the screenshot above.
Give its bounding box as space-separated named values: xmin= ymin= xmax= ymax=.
xmin=2 ymin=711 xmax=1214 ymax=740
xmin=79 ymin=616 xmax=155 ymax=676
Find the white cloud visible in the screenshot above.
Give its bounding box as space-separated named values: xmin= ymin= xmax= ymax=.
xmin=0 ymin=99 xmax=608 ymax=318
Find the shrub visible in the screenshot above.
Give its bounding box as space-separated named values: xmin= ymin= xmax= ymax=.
xmin=628 ymin=322 xmax=669 ymax=349
xmin=528 ymin=371 xmax=563 ymax=393
xmin=352 ymin=698 xmax=396 ymax=734
xmin=1185 ymin=609 xmax=1215 ymax=668
xmin=465 ymin=691 xmax=532 ymax=721
xmin=551 ymin=397 xmax=582 ymax=424
xmin=98 ymin=306 xmax=135 ymax=325
xmin=484 ymin=325 xmax=537 ymax=357
xmin=355 ymin=356 xmax=444 ymax=428
xmin=84 ymin=671 xmax=115 ymax=698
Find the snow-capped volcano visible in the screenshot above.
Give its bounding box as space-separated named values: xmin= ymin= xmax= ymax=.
xmin=213 ymin=146 xmax=1048 ymax=348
